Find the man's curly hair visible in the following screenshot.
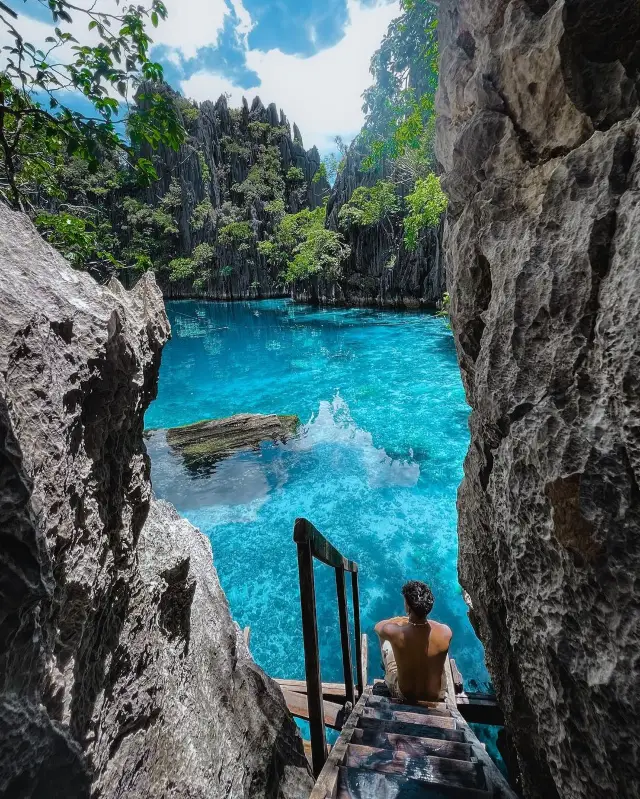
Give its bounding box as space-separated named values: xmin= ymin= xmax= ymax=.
xmin=402 ymin=580 xmax=434 ymax=618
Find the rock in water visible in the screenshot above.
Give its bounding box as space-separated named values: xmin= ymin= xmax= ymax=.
xmin=437 ymin=2 xmax=640 ymax=798
xmin=165 ymin=413 xmax=300 ymax=466
xmin=0 ymin=203 xmax=313 ymax=798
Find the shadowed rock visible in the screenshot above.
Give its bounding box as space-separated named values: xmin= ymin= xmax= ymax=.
xmin=0 ymin=203 xmax=313 ymax=798
xmin=437 ymin=1 xmax=640 ymax=798
xmin=166 ymin=413 xmax=300 ymax=466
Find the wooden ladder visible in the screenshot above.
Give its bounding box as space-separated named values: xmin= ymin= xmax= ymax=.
xmin=308 ymin=672 xmax=519 ymax=799
xmin=290 ymin=518 xmax=518 ymax=798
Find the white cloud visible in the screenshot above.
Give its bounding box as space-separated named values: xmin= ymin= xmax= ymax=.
xmin=1 ymin=0 xmax=399 ymax=154
xmin=155 ymin=0 xmax=229 ymax=59
xmin=182 ymin=0 xmax=401 ymax=153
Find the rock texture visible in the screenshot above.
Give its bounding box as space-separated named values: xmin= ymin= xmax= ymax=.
xmin=293 ymin=148 xmax=446 ymax=308
xmin=164 ymin=413 xmax=300 ymax=468
xmin=139 ymin=91 xmax=329 ymax=301
xmin=437 ymin=1 xmax=640 ymax=798
xmin=0 ymin=203 xmax=312 ymax=798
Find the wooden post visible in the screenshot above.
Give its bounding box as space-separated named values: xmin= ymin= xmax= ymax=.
xmin=295 ymin=527 xmax=327 ymax=776
xmin=335 ymin=566 xmax=355 ymax=707
xmin=351 ymin=570 xmax=364 ymax=697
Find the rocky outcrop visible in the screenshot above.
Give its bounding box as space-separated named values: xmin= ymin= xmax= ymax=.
xmin=139 ymin=90 xmax=329 ymax=301
xmin=0 ymin=204 xmax=313 ymax=798
xmin=437 ymin=1 xmax=640 ymax=798
xmin=293 ymin=148 xmax=446 ymax=308
xmin=164 ymin=413 xmax=300 ymax=468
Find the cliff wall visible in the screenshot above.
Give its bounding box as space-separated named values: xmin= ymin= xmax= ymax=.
xmin=139 ymin=92 xmax=329 ymax=300
xmin=0 ymin=204 xmax=313 ymax=798
xmin=437 ymin=1 xmax=640 ymax=797
xmin=293 ymin=149 xmax=445 ymax=308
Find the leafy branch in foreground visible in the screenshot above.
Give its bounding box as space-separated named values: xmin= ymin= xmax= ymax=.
xmin=0 ymin=0 xmax=185 ymax=209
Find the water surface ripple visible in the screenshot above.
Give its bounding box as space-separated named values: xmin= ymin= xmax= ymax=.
xmin=146 ymin=299 xmax=489 ymax=688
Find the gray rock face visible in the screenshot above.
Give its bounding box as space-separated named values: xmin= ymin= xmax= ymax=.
xmin=293 ymin=148 xmax=445 ymax=308
xmin=0 ymin=204 xmax=313 ymax=798
xmin=436 ymin=1 xmax=640 ymax=798
xmin=141 ymin=91 xmax=329 ymax=301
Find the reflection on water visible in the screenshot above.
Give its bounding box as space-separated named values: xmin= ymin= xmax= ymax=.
xmin=146 ymin=299 xmax=490 ymax=689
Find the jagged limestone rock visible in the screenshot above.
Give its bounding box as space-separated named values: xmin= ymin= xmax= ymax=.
xmin=293 ymin=148 xmax=445 ymax=309
xmin=0 ymin=204 xmax=313 ymax=798
xmin=141 ymin=90 xmax=328 ymax=301
xmin=436 ymin=1 xmax=640 ymax=798
xmin=164 ymin=413 xmax=300 ymax=466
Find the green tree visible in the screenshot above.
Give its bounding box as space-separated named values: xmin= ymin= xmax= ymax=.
xmin=258 ymin=205 xmax=350 ymax=282
xmin=403 ymin=173 xmax=448 ymax=249
xmin=338 ymin=180 xmax=400 ymax=232
xmin=0 ymin=0 xmax=185 ymax=209
xmin=360 ymin=0 xmax=438 ymax=170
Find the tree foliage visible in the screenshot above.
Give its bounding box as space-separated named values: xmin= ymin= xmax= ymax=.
xmin=258 ymin=205 xmax=350 ymax=283
xmin=338 ymin=180 xmax=399 ymax=230
xmin=403 ymin=173 xmax=448 ymax=249
xmin=0 ymin=0 xmax=185 ymax=209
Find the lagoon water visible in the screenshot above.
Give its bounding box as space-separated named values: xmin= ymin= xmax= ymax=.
xmin=146 ymin=299 xmax=490 ymax=689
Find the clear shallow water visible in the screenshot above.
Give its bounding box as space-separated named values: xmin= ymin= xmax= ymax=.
xmin=146 ymin=299 xmax=490 ymax=689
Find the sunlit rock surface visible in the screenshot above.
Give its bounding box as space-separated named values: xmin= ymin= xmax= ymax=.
xmin=0 ymin=204 xmax=313 ymax=798
xmin=437 ymin=1 xmax=640 ymax=797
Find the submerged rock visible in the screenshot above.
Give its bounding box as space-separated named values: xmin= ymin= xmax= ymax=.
xmin=165 ymin=413 xmax=300 ymax=465
xmin=437 ymin=1 xmax=640 ymax=798
xmin=0 ymin=203 xmax=312 ymax=798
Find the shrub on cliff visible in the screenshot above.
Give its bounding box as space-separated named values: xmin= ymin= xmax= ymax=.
xmin=403 ymin=173 xmax=448 ymax=249
xmin=258 ymin=205 xmax=350 ymax=282
xmin=338 ymin=180 xmax=400 ymax=231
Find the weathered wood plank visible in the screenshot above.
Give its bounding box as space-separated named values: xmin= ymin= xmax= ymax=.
xmin=275 ymin=679 xmax=346 ymax=696
xmin=357 ymin=714 xmax=465 ymax=743
xmin=456 ymin=693 xmax=504 ymax=726
xmin=309 ymin=686 xmax=372 ymax=799
xmin=345 ymin=744 xmax=485 ymax=791
xmin=444 ymin=659 xmax=520 ymax=799
xmin=349 ymin=728 xmax=472 ymax=762
xmin=368 ymin=694 xmax=450 ymax=717
xmin=282 ymin=689 xmax=343 ymax=730
xmin=450 ymin=658 xmax=464 ymax=694
xmin=361 ymin=706 xmax=456 ymax=730
xmin=359 ymin=632 xmax=367 ymax=696
xmin=337 ymin=767 xmax=492 ymax=798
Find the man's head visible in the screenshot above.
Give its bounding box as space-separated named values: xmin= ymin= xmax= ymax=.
xmin=402 ymin=580 xmax=434 ymax=619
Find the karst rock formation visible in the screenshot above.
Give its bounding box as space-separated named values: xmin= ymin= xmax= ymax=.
xmin=437 ymin=1 xmax=640 ymax=797
xmin=0 ymin=203 xmax=313 ymax=798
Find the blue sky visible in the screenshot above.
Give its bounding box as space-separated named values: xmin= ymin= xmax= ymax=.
xmin=2 ymin=0 xmax=401 ymax=153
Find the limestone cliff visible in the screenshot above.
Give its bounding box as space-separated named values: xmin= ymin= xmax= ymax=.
xmin=437 ymin=1 xmax=640 ymax=797
xmin=293 ymin=148 xmax=445 ymax=308
xmin=140 ymin=91 xmax=329 ymax=300
xmin=0 ymin=204 xmax=313 ymax=798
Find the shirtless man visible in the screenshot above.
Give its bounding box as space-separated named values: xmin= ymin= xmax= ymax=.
xmin=374 ymin=580 xmax=452 ymax=702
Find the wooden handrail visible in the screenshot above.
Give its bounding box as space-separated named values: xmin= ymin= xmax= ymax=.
xmin=293 ymin=517 xmax=362 ymax=778
xmin=294 ymin=517 xmax=358 ymax=572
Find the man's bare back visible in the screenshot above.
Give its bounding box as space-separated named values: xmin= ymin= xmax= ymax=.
xmin=375 ymin=615 xmax=452 ymax=702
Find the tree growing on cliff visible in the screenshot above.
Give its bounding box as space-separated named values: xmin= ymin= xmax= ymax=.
xmin=0 ymin=0 xmax=184 ymax=209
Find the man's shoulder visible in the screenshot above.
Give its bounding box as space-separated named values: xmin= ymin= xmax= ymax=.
xmin=430 ymin=619 xmax=453 ymax=641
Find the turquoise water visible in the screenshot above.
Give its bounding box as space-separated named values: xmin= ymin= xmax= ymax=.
xmin=146 ymin=299 xmax=490 ymax=689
